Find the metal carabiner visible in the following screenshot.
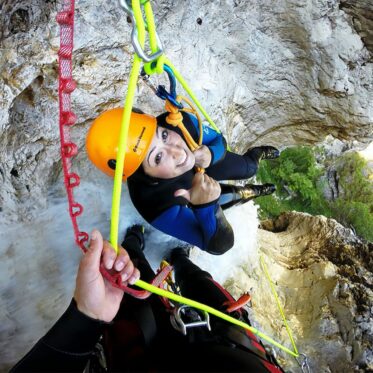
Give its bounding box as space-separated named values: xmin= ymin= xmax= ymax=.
xmin=118 ymin=0 xmax=164 ymax=63
xmin=163 ymin=64 xmax=177 ymax=99
xmin=118 ymin=0 xmax=134 ymax=16
xmin=296 ymin=353 xmax=311 ymax=373
xmin=154 ymin=64 xmax=183 ymax=109
xmin=170 ymin=305 xmax=211 ymax=335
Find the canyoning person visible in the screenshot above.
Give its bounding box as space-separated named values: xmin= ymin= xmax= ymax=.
xmin=11 ymin=227 xmax=284 ymax=372
xmin=86 ymin=107 xmax=279 ymax=255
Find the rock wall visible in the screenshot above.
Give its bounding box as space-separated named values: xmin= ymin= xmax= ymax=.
xmin=0 ymin=0 xmax=372 ymax=371
xmin=340 ymin=0 xmax=373 ymax=53
xmin=0 ymin=0 xmax=372 ymax=224
xmin=226 ymin=211 xmax=373 ymax=372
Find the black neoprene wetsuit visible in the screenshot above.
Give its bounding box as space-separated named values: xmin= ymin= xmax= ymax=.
xmin=11 ymin=235 xmax=284 ymax=373
xmin=128 ymin=112 xmax=262 ymax=255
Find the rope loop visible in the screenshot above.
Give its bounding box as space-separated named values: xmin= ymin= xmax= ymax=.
xmin=61 ymin=111 xmax=77 ymax=126
xmin=155 ymin=54 xmax=166 ymax=74
xmin=70 ymin=203 xmax=83 ymax=218
xmin=62 ymin=143 xmax=78 ymax=158
xmin=165 ymin=99 xmax=183 ymax=126
xmin=143 ymin=54 xmax=166 ymax=75
xmin=78 ymin=231 xmax=89 ymax=249
xmin=67 ymin=173 xmax=80 ymax=188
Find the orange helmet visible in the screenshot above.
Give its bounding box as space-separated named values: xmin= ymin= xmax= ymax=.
xmin=86 ymin=108 xmax=157 ymax=180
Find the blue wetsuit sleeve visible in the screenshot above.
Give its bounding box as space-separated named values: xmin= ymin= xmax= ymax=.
xmin=152 ymin=204 xmax=234 ymax=255
xmin=189 ymin=114 xmax=226 ymax=166
xmin=152 ymin=204 xmax=217 ymax=250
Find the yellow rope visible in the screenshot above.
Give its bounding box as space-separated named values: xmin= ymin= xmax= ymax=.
xmin=144 ymin=1 xmax=157 ymax=53
xmin=260 ymin=255 xmax=299 ymax=356
xmin=110 ymin=0 xmax=147 ymax=252
xmin=163 ymin=58 xmax=221 ymax=134
xmin=110 ymin=0 xmax=299 ymax=359
xmin=134 ymin=279 xmax=299 ymax=358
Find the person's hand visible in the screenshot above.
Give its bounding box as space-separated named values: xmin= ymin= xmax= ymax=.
xmin=174 ymin=172 xmax=221 ymax=205
xmin=193 ymin=145 xmax=212 ymax=168
xmin=74 ymin=230 xmax=140 ymax=322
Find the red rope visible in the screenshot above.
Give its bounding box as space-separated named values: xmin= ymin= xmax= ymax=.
xmin=100 ymin=263 xmax=173 ymax=299
xmin=56 ymin=0 xmax=88 ymax=252
xmin=56 ymin=0 xmax=172 ymax=298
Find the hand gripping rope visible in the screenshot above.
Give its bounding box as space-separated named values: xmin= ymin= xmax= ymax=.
xmin=57 ymin=0 xmax=306 ymax=364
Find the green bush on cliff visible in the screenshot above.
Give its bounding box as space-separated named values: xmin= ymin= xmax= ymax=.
xmin=331 ymin=152 xmax=373 ymax=241
xmin=256 ymin=147 xmax=373 ymax=242
xmin=256 ymin=147 xmax=330 ymax=216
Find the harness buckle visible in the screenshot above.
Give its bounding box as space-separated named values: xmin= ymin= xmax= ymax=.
xmin=170 ymin=305 xmax=211 ymax=335
xmin=118 ymin=0 xmax=164 ymax=63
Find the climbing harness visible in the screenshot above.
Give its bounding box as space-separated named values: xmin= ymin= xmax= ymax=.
xmin=135 ymin=277 xmax=299 ymax=358
xmin=56 ymin=0 xmax=302 ymax=364
xmin=170 ymin=304 xmax=211 ymax=336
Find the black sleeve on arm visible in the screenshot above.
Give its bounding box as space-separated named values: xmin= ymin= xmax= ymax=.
xmin=206 ymin=205 xmax=234 ymax=255
xmin=11 ymin=299 xmax=109 ymax=372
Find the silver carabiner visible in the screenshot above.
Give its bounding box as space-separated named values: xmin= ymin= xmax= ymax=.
xmin=118 ymin=0 xmax=164 ymax=63
xmin=118 ymin=0 xmax=133 ymax=16
xmin=296 ymin=353 xmax=311 ymax=373
xmin=170 ymin=305 xmax=211 ymax=336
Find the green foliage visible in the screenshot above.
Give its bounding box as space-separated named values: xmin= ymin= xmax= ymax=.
xmin=256 ymin=195 xmax=283 ymax=220
xmin=331 ymin=201 xmax=373 ymax=242
xmin=332 ymin=152 xmax=373 ymax=241
xmin=256 ymin=147 xmax=329 ymax=216
xmin=256 ymin=147 xmax=372 ymax=242
xmin=337 ymin=152 xmax=373 ymax=205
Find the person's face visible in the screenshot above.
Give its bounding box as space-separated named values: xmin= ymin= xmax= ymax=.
xmin=142 ymin=126 xmax=195 ymax=179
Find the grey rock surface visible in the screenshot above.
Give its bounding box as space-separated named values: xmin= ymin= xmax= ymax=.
xmin=0 ymin=0 xmax=372 ymax=371
xmin=0 ymin=0 xmax=372 ymax=224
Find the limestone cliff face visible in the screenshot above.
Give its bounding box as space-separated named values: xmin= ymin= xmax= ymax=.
xmin=226 ymin=211 xmax=373 ymax=372
xmin=340 ymin=0 xmax=373 ymax=54
xmin=0 ymin=0 xmax=372 ymax=371
xmin=0 ymin=0 xmax=372 ymax=223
